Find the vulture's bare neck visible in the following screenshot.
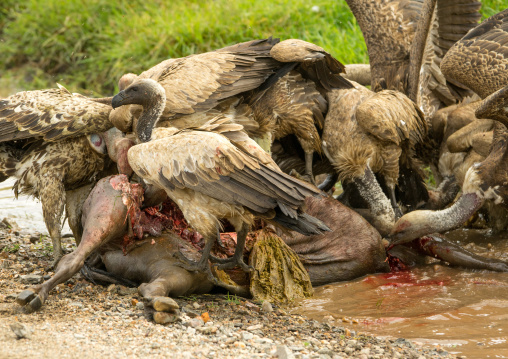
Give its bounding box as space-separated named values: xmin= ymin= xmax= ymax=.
xmin=137 ymin=90 xmax=166 ymax=143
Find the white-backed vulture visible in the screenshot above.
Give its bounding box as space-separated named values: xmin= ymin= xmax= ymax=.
xmin=322 ymin=81 xmax=428 ymax=235
xmin=111 ymin=38 xmax=352 ymax=183
xmin=111 ymin=79 xmax=330 ymax=278
xmin=390 ymin=9 xmax=508 ymax=245
xmin=0 ymin=85 xmax=118 ymax=266
xmin=345 ymin=0 xmax=481 ymax=117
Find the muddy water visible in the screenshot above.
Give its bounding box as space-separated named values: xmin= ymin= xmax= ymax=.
xmin=295 ymin=229 xmax=508 ymax=358
xmin=0 ymin=178 xmax=70 ymax=234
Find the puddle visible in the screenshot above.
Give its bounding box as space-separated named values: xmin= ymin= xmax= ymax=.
xmin=294 ymin=229 xmax=508 ymax=358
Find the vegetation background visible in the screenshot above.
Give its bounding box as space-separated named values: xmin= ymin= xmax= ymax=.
xmin=0 ymin=0 xmax=504 ymax=97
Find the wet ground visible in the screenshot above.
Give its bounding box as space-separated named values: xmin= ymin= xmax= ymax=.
xmin=0 ymin=178 xmax=71 ymax=234
xmin=294 ymin=229 xmax=508 ymax=358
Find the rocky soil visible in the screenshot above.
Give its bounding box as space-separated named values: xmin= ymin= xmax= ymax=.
xmin=0 ymin=218 xmax=458 ymax=359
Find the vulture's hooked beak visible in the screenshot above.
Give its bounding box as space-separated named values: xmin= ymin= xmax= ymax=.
xmin=111 ymin=91 xmax=127 ymax=109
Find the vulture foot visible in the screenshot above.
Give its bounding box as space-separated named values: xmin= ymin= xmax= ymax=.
xmin=175 ymin=236 xmax=217 ymax=283
xmin=213 ymin=223 xmax=253 ymax=273
xmin=212 ymin=255 xmax=254 ymax=272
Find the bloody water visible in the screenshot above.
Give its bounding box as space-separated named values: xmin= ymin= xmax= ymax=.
xmin=294 ymin=229 xmax=508 ymax=358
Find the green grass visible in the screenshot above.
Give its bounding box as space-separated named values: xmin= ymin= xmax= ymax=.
xmin=0 ymin=0 xmax=503 ymax=96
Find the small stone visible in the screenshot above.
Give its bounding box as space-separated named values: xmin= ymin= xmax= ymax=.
xmin=20 ymin=274 xmax=42 ymax=284
xmin=247 ymin=324 xmax=263 ymax=331
xmin=69 ymin=301 xmax=84 ymax=309
xmin=275 ymin=345 xmax=295 ymax=359
xmin=74 ymin=334 xmax=85 ymax=339
xmin=242 ymin=332 xmax=254 ymax=340
xmin=42 ymin=275 xmax=51 ymax=280
xmin=151 ymin=297 xmax=179 ymax=312
xmin=107 ymin=284 xmax=116 ymax=292
xmin=261 ymin=301 xmax=273 ymax=313
xmin=197 ymin=326 xmax=218 ymax=334
xmin=153 ymin=312 xmax=178 ymax=325
xmin=136 ymin=302 xmax=144 ymax=310
xmin=233 ymin=341 xmax=246 ymax=349
xmin=318 ymin=348 xmax=334 ymax=355
xmin=187 ymin=317 xmax=204 ymax=328
xmin=10 ymin=323 xmax=30 ymax=339
xmin=29 ymin=236 xmax=39 ymax=244
xmin=192 ymin=301 xmax=200 ymax=309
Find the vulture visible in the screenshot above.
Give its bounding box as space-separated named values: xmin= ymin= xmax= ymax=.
xmin=390 ymin=9 xmax=508 ymax=245
xmin=111 ymin=78 xmax=330 ymax=278
xmin=345 ymin=0 xmax=481 ymax=117
xmin=322 ymin=81 xmax=428 ymax=235
xmin=0 ymin=85 xmax=118 ymax=266
xmin=318 ymin=0 xmax=482 ymax=234
xmin=111 ymin=37 xmax=353 ymax=183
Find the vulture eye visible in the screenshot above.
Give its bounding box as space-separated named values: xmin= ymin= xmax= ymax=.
xmin=88 ymin=133 xmax=107 ymax=154
xmin=131 ymin=87 xmax=138 ymax=92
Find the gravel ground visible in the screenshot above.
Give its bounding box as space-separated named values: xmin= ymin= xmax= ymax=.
xmin=0 ymin=219 xmax=458 ymax=359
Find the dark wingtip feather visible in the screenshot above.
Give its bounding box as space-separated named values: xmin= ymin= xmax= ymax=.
xmin=272 ymin=209 xmax=331 ymax=235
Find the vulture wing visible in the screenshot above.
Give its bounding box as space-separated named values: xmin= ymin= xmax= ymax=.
xmin=0 ymin=86 xmax=112 ymax=142
xmin=356 ymin=90 xmax=427 ymax=146
xmin=128 ymin=117 xmax=320 ymax=216
xmin=138 ymin=38 xmax=282 ymax=119
xmin=441 ymin=8 xmax=508 ymax=99
xmin=347 ymin=0 xmax=481 ymax=116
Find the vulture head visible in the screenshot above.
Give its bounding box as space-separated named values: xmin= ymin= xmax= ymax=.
xmin=112 ymin=79 xmax=166 ymax=142
xmin=110 ymin=73 xmax=139 ymax=133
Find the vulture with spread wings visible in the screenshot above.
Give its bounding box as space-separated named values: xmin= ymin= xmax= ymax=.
xmin=0 ymin=85 xmax=117 ymax=267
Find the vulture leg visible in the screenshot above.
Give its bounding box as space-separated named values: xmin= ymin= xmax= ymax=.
xmin=214 ymin=228 xmax=227 ymax=249
xmin=387 ymin=186 xmax=403 ymax=219
xmin=176 ymin=234 xmax=216 ymax=283
xmin=353 ymin=166 xmax=396 ymax=236
xmin=39 ymin=177 xmax=66 ymax=269
xmin=303 ymin=151 xmax=316 ymax=185
xmin=212 ymin=223 xmax=254 ymax=272
xmin=317 ymin=172 xmax=339 ymax=193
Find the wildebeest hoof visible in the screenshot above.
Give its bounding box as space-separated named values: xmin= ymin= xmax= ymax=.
xmin=16 ymin=290 xmax=42 ymax=312
xmin=16 ymin=290 xmax=37 ymax=306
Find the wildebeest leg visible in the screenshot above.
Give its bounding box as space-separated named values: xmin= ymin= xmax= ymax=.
xmin=414 ymin=234 xmax=508 ymax=272
xmin=65 ymin=183 xmax=95 ymax=246
xmin=138 ymin=266 xmax=213 ymax=299
xmin=16 ymin=176 xmax=129 ymax=312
